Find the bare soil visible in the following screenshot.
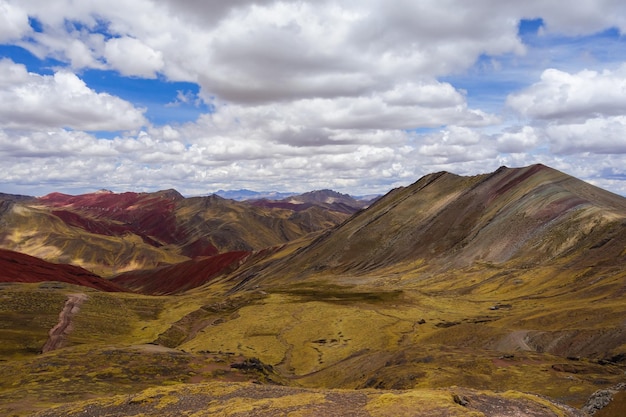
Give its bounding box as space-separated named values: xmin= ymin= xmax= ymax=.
xmin=41 ymin=293 xmax=87 ymax=353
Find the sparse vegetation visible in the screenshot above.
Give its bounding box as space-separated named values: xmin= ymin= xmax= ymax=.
xmin=2 ymin=165 xmax=626 ymax=415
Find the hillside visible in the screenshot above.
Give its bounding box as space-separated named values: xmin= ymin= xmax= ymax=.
xmin=234 ymin=164 xmax=626 ymax=283
xmin=0 ymin=189 xmax=351 ymax=276
xmin=1 ymin=164 xmax=626 ymax=416
xmin=0 ymin=249 xmax=126 ymax=292
xmin=251 ymin=189 xmax=373 ymax=215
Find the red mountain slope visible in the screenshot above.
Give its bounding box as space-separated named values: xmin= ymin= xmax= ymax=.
xmin=0 ymin=189 xmax=350 ymax=276
xmin=112 ymin=251 xmax=251 ymax=295
xmin=40 ymin=189 xmax=198 ymax=253
xmin=0 ymin=249 xmax=126 ymax=292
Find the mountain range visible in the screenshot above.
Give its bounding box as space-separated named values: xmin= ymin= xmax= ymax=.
xmin=1 ymin=164 xmax=625 ymax=416
xmin=0 ymin=189 xmax=366 ymax=277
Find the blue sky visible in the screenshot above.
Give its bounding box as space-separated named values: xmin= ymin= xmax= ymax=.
xmin=1 ymin=1 xmax=626 ymax=196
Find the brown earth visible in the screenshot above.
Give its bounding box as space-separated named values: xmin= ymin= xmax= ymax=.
xmin=32 ymin=382 xmax=585 ymax=417
xmin=41 ymin=293 xmax=88 ymax=352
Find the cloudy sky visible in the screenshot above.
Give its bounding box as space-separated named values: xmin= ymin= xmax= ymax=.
xmin=2 ymin=0 xmax=626 ymax=196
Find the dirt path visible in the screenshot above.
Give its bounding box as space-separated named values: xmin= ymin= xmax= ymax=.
xmin=41 ymin=293 xmax=88 ymax=353
xmin=492 ymin=330 xmax=534 ymax=352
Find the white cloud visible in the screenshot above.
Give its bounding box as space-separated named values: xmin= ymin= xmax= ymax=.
xmin=166 ymin=90 xmax=201 ymax=108
xmin=545 ymin=116 xmax=626 ymax=154
xmin=382 ymin=82 xmax=465 ymax=107
xmin=104 ymin=37 xmax=164 ymax=78
xmin=507 ymin=66 xmax=626 ymax=121
xmin=191 ymin=81 xmax=496 ymax=144
xmin=6 ymin=0 xmax=626 ymax=106
xmin=0 ymin=129 xmax=116 ymax=158
xmin=0 ymin=59 xmax=146 ymax=131
xmin=2 ymin=0 xmax=528 ymax=103
xmin=2 ymin=1 xmax=626 ymax=196
xmin=520 ymin=0 xmax=626 ymax=35
xmin=0 ymin=0 xmax=31 ymax=42
xmin=417 ymin=126 xmax=498 ymax=164
xmin=496 ymin=126 xmax=539 ymax=153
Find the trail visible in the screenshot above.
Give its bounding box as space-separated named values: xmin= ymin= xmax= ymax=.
xmin=492 ymin=330 xmax=534 ymax=352
xmin=41 ymin=293 xmax=88 ymax=353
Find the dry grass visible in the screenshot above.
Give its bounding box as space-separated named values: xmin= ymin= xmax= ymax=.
xmin=29 ymin=381 xmax=583 ymax=417
xmin=2 ymin=259 xmax=625 ymax=416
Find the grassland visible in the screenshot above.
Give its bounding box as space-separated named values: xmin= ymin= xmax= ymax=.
xmin=0 ymin=283 xmax=283 ymax=416
xmin=2 ymin=260 xmax=625 ymax=416
xmin=177 ymin=277 xmax=626 ymax=407
xmin=30 ymin=380 xmax=583 ymax=417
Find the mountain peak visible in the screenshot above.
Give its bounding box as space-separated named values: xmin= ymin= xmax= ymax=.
xmin=257 ymin=164 xmax=626 ymax=280
xmin=154 ymin=189 xmax=185 ymax=201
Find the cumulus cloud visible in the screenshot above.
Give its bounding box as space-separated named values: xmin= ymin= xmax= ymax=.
xmin=0 ymin=125 xmax=415 ymax=195
xmin=104 ymin=37 xmax=164 ymax=78
xmin=0 ymin=0 xmax=30 ymax=42
xmin=545 ymin=116 xmax=626 ymax=154
xmin=204 ymin=89 xmax=497 ymax=136
xmin=417 ymin=126 xmax=498 ymax=164
xmin=2 ymin=0 xmax=528 ymax=103
xmin=496 ymin=126 xmax=540 ymax=153
xmin=519 ymin=0 xmax=626 ymax=35
xmin=504 ymin=63 xmax=626 ymax=160
xmin=0 ymin=129 xmax=115 ymax=158
xmin=0 ymin=59 xmax=146 ymax=131
xmin=507 ymin=66 xmax=626 ymax=121
xmin=7 ymin=0 xmax=626 ymax=106
xmin=2 ymin=1 xmax=626 ymax=195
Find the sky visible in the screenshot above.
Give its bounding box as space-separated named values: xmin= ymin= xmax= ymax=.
xmin=2 ymin=1 xmax=626 ymax=197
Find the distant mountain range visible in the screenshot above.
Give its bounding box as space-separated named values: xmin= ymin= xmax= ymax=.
xmin=214 ymin=188 xmax=379 ymax=203
xmin=214 ymin=189 xmax=297 ymax=201
xmin=0 ymin=188 xmax=365 ymax=276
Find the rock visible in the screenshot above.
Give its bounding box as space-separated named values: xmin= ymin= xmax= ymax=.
xmin=582 ymin=383 xmax=626 ymax=415
xmin=452 ymin=393 xmax=470 ymax=407
xmin=230 ymin=357 xmax=274 ymax=374
xmin=551 ymin=363 xmax=579 ymax=373
xmin=582 ymin=389 xmax=614 ymax=415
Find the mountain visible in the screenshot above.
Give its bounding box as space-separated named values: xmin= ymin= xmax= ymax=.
xmin=0 ymin=248 xmax=126 ymax=292
xmin=287 ymin=189 xmax=367 ymax=205
xmin=0 ymin=190 xmax=351 ymax=276
xmin=0 ymin=192 xmax=35 ymax=203
xmin=157 ymin=164 xmax=625 ymax=406
xmin=111 ymin=250 xmax=253 ymax=295
xmin=250 ymin=189 xmax=374 ymax=215
xmin=235 ymin=164 xmax=626 ymax=284
xmin=214 ymin=189 xmax=296 ymax=201
xmin=2 ymin=164 xmax=626 ymax=416
xmin=177 ymin=164 xmax=626 ymax=378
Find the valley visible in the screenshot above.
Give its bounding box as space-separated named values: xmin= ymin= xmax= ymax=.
xmin=1 ymin=164 xmax=625 ymax=416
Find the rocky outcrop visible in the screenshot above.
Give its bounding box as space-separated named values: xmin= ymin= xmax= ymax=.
xmin=582 ymin=383 xmax=626 ymax=415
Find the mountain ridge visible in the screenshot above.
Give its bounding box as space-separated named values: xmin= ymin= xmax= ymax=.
xmin=0 ymin=188 xmax=356 ymax=276
xmin=229 ymin=163 xmax=626 ymax=287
